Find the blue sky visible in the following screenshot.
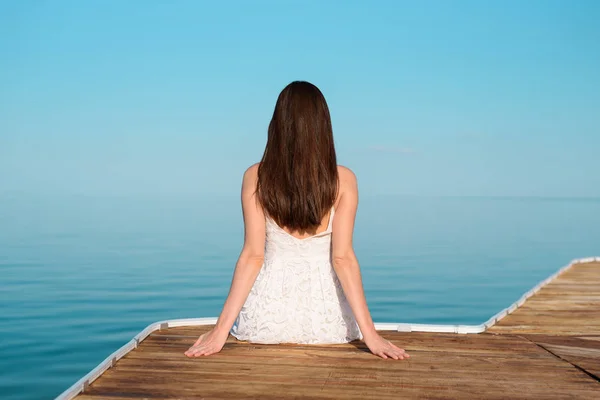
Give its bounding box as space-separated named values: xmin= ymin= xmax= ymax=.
xmin=1 ymin=0 xmax=599 ymax=197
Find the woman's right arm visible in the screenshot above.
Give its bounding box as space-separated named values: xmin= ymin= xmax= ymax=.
xmin=331 ymin=167 xmax=409 ymax=360
xmin=184 ymin=164 xmax=265 ymax=358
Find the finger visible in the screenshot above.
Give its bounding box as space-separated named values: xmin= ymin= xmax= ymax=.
xmin=194 ymin=348 xmax=208 ymax=357
xmin=389 ymin=348 xmax=403 ymax=360
xmin=198 ymin=347 xmax=218 ymax=357
xmin=391 ymin=343 xmax=409 ymax=357
xmin=385 ymin=348 xmax=401 ymax=360
xmin=195 ymin=345 xmax=217 ymax=357
xmin=184 ymin=347 xmax=198 ymax=356
xmin=383 ymin=345 xmax=398 ymax=356
xmin=185 ymin=344 xmax=204 ymax=353
xmin=184 ymin=348 xmax=199 ymax=357
xmin=187 ymin=345 xmax=207 ymax=357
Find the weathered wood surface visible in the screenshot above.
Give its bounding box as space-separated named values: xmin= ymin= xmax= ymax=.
xmin=76 ymin=327 xmax=598 ymax=399
xmin=74 ymin=261 xmax=600 ymax=399
xmin=519 ymin=334 xmax=600 ymax=379
xmin=487 ymin=260 xmax=600 ymax=385
xmin=489 ymin=261 xmax=600 ymax=335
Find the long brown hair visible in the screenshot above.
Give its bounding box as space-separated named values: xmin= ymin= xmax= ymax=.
xmin=257 ymin=81 xmax=338 ymax=232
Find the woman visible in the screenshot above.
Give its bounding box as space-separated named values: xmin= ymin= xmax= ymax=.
xmin=185 ymin=81 xmax=409 ymax=360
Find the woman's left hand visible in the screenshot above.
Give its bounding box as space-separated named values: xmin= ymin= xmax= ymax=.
xmin=184 ymin=328 xmax=229 ymax=357
xmin=363 ymin=332 xmax=410 ymax=360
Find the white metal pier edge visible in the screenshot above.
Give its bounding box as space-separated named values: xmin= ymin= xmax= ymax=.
xmin=55 ymin=256 xmax=600 ymax=400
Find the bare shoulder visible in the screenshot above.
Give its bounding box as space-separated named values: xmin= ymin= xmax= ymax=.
xmin=244 ymin=163 xmax=260 ymax=178
xmin=337 ymin=165 xmax=355 ymax=178
xmin=335 ymin=166 xmax=358 ymax=210
xmin=243 ymin=163 xmax=260 ymax=183
xmin=337 ymin=165 xmax=358 ymax=192
xmin=241 ymin=163 xmax=260 ymax=194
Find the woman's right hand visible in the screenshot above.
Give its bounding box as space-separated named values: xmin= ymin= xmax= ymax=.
xmin=184 ymin=328 xmax=229 ymax=357
xmin=364 ymin=333 xmax=410 ymax=360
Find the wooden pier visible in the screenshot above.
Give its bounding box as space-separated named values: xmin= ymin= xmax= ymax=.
xmin=66 ymin=260 xmax=600 ymax=399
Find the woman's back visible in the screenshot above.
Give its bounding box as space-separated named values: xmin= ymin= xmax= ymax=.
xmin=230 ymin=165 xmax=361 ymax=344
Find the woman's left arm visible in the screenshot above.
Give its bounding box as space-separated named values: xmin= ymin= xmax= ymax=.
xmin=185 ymin=164 xmax=265 ymax=357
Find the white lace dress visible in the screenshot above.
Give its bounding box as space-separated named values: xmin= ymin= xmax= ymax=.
xmin=230 ymin=207 xmax=362 ymax=344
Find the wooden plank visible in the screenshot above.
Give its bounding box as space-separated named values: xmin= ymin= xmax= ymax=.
xmin=487 ymin=261 xmax=600 ymax=384
xmin=521 ymin=334 xmax=600 ymax=378
xmin=489 ymin=262 xmax=600 ymax=335
xmin=71 ymin=260 xmax=600 ymax=399
xmin=83 ymin=359 xmax=598 ymax=400
xmin=73 ymin=330 xmax=599 ymax=399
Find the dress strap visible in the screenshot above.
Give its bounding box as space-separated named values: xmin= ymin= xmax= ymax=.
xmin=326 ymin=206 xmax=335 ymax=232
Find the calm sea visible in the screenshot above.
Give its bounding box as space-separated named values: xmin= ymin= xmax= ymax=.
xmin=1 ymin=194 xmax=599 ymax=399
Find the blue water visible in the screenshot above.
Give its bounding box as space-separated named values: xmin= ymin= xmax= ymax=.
xmin=1 ymin=194 xmax=599 ymax=399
